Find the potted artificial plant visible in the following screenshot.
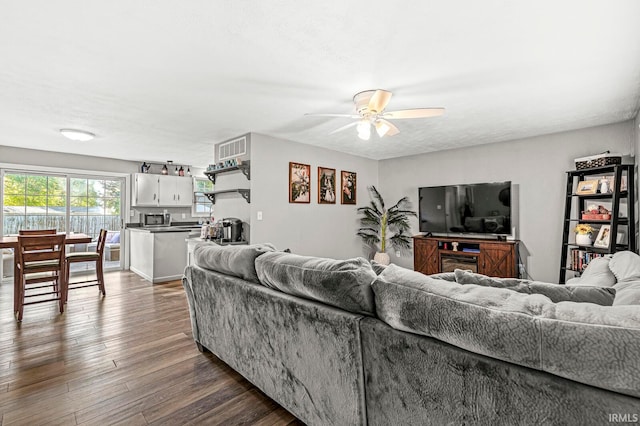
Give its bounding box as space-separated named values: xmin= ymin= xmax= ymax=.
xmin=357 ymin=186 xmax=417 ymax=265
xmin=574 ymin=223 xmax=594 ymax=246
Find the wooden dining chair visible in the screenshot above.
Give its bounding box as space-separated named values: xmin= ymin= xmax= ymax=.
xmin=64 ymin=229 xmax=107 ymax=301
xmin=14 ymin=229 xmax=57 ymax=313
xmin=15 ymin=234 xmax=66 ymax=321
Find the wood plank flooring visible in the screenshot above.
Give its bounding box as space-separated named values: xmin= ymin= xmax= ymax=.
xmin=0 ymin=271 xmax=303 ymax=425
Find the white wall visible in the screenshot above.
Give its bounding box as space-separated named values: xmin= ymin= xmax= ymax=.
xmin=379 ymin=121 xmax=636 ymax=283
xmin=249 ymin=133 xmax=378 ymax=259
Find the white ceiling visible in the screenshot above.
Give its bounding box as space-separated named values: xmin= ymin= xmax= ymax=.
xmin=1 ymin=1 xmax=639 ymax=167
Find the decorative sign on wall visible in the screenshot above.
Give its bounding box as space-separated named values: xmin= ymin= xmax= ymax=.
xmin=318 ymin=167 xmax=336 ymax=204
xmin=341 ymin=170 xmax=357 ymax=204
xmin=289 ymin=162 xmax=311 ymax=203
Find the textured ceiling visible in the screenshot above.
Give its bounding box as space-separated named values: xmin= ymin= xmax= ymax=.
xmin=0 ymin=1 xmax=639 ymax=167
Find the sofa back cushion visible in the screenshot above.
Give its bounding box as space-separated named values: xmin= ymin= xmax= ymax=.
xmin=454 ymin=269 xmax=616 ymax=306
xmin=193 ymin=243 xmax=276 ymax=284
xmin=373 ymin=264 xmax=640 ymax=398
xmin=256 ymin=252 xmax=376 ymax=315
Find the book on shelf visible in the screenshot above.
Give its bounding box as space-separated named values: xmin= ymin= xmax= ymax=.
xmin=569 ymin=249 xmax=605 ymax=272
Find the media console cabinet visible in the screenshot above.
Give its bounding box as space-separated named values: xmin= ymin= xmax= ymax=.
xmin=413 ymin=235 xmax=519 ymax=278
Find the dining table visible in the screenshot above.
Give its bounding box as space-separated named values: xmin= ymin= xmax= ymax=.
xmin=0 ymin=232 xmax=92 ymax=310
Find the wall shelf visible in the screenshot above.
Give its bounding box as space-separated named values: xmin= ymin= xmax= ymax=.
xmin=204 ymin=161 xmax=251 ymax=184
xmin=204 ymin=189 xmax=250 ymax=204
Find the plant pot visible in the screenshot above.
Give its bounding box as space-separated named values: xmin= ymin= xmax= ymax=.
xmin=373 ymin=252 xmax=390 ymax=265
xmin=575 ymin=233 xmax=593 ymax=246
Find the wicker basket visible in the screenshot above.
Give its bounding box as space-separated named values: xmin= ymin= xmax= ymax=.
xmin=575 ymin=153 xmax=621 ymax=170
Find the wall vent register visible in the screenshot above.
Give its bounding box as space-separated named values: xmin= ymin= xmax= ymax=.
xmin=218 ymin=136 xmax=247 ymax=161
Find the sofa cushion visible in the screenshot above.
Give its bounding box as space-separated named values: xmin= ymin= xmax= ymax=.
xmin=609 ymin=251 xmax=640 ymax=282
xmin=193 ymin=243 xmax=276 ymax=284
xmin=374 ymin=265 xmax=550 ymax=369
xmin=256 ymin=252 xmax=376 ymax=315
xmin=369 ymin=259 xmax=388 ymax=275
xmin=374 ymin=264 xmax=640 ymax=398
xmin=428 ymin=271 xmax=457 ymax=281
xmin=565 ymin=256 xmax=616 ymax=287
xmin=454 ymin=269 xmax=616 ymax=306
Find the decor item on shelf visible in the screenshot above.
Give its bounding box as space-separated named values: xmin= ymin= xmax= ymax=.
xmin=178 ymin=166 xmax=184 ymax=176
xmin=576 ymin=179 xmax=599 ymax=195
xmin=574 ymin=224 xmax=594 ymax=246
xmin=305 ymin=89 xmax=444 ymax=140
xmin=574 ymin=151 xmax=622 ymax=170
xmin=582 ymin=205 xmax=611 ymax=220
xmin=288 ymin=162 xmax=311 ymax=203
xmin=594 ymin=225 xmax=611 ymax=248
xmin=357 ymin=186 xmax=417 ymax=264
xmin=341 ymin=170 xmax=357 ymax=204
xmin=318 ymin=167 xmax=336 ymax=204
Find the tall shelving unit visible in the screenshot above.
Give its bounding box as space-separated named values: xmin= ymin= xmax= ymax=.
xmin=559 ymin=164 xmax=635 ymax=283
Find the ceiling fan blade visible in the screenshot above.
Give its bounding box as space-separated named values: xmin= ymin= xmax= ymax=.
xmin=375 ymin=119 xmax=400 ymax=137
xmin=329 ymin=121 xmax=359 ymax=135
xmin=305 ymin=113 xmax=360 ymax=118
xmin=383 ymin=108 xmax=445 ymax=119
xmin=368 ymin=90 xmax=392 ymax=113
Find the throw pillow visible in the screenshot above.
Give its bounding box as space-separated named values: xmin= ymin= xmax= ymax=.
xmin=609 ymin=251 xmax=640 ymax=282
xmin=565 ymin=256 xmax=615 ymax=287
xmin=256 ymin=252 xmax=377 ymax=315
xmin=193 ymin=243 xmax=276 ymax=284
xmin=612 ymin=280 xmax=640 ymax=306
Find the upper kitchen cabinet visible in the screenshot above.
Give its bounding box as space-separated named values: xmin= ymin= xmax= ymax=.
xmin=132 ymin=173 xmax=193 ymax=207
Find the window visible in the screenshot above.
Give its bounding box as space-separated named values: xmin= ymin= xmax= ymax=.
xmin=2 ymin=172 xmax=67 ymax=234
xmin=192 ymin=178 xmax=213 ymax=218
xmin=2 ymin=170 xmax=125 ymax=273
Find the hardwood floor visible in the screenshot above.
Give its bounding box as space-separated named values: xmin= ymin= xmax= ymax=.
xmin=0 ymin=271 xmax=304 ymax=425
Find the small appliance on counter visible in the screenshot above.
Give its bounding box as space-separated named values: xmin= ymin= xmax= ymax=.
xmin=140 ymin=213 xmax=167 ymax=227
xmin=222 ymin=217 xmax=244 ymax=242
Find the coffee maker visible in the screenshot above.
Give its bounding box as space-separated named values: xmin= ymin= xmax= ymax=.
xmin=222 ymin=218 xmax=243 ymax=242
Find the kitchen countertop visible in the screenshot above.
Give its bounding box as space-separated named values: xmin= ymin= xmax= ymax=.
xmin=188 ymin=237 xmax=249 ymax=246
xmin=128 ymin=225 xmax=201 ymax=234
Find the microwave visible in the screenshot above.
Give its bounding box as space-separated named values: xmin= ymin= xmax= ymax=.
xmin=141 ymin=213 xmax=167 ymax=226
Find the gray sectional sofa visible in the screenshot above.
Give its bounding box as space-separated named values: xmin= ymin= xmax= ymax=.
xmin=182 ymin=244 xmax=640 ymax=425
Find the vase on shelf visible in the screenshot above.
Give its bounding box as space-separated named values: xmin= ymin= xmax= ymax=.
xmin=575 ymin=233 xmax=593 ymax=246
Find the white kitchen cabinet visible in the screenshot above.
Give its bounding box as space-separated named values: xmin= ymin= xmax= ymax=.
xmin=133 ymin=174 xmax=159 ymax=206
xmin=175 ymin=176 xmax=194 ymax=206
xmin=132 ymin=173 xmax=193 ymax=207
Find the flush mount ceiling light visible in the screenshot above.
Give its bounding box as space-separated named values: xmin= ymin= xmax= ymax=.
xmin=59 ymin=129 xmax=95 ymax=142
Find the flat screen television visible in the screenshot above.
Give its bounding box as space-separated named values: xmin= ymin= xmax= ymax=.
xmin=419 ymin=181 xmax=512 ymax=236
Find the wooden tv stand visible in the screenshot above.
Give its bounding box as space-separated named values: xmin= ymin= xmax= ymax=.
xmin=413 ymin=235 xmax=519 ymax=278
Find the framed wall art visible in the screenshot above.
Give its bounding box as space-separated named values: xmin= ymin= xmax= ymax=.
xmin=318 ymin=167 xmax=336 ymax=204
xmin=289 ymin=162 xmax=311 ymax=203
xmin=341 ymin=170 xmax=357 ymax=205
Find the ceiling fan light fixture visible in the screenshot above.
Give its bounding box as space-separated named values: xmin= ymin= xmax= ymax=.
xmin=357 ymin=120 xmax=371 ymax=140
xmin=375 ymin=121 xmax=391 ymax=137
xmin=59 ymin=129 xmax=95 ymax=142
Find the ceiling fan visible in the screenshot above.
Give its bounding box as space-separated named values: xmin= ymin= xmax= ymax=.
xmin=306 ymin=89 xmax=444 ymax=140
